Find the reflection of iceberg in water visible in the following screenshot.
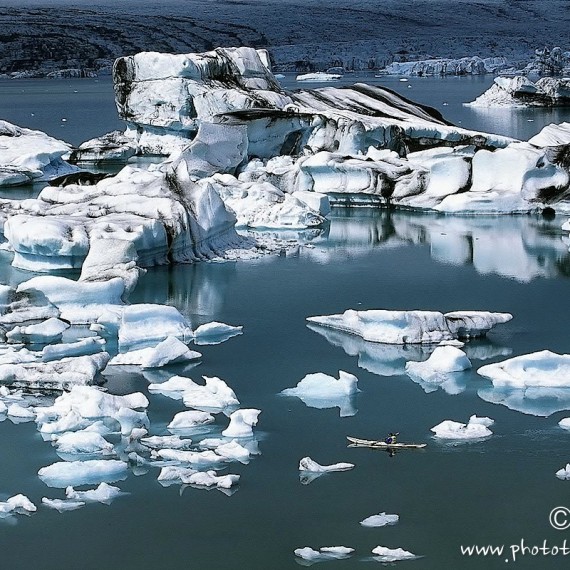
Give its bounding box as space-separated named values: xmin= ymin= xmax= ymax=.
xmin=307 ymin=323 xmax=431 ymax=376
xmin=478 ymin=386 xmax=570 ymax=417
xmin=301 ymin=210 xmax=570 ymax=282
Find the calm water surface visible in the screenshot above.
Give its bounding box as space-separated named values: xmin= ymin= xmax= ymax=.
xmin=0 ymin=78 xmax=569 ymax=569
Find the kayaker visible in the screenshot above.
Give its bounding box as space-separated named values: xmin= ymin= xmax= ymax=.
xmin=384 ymin=432 xmax=399 ymax=445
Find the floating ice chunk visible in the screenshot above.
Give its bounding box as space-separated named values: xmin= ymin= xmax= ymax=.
xmin=182 ymin=376 xmax=240 ymax=411
xmin=153 ymin=448 xmax=226 ymax=467
xmin=556 ymin=464 xmax=570 ymax=480
xmin=468 ymin=415 xmax=494 ymax=427
xmin=372 ymin=546 xmax=418 ymax=562
xmin=360 ymin=512 xmax=399 ymax=527
xmin=222 ymin=409 xmax=260 ymax=437
xmin=109 ymin=336 xmax=201 ymax=368
xmin=7 ymin=318 xmax=70 ymax=345
xmin=193 ymin=321 xmax=243 ymax=345
xmin=307 ymin=309 xmax=511 ymax=344
xmin=0 ymin=494 xmax=36 ymax=516
xmin=296 ymin=72 xmax=342 ymax=82
xmin=405 ymin=346 xmax=471 ymax=391
xmin=0 ymin=353 xmax=110 ymax=390
xmin=42 ymin=337 xmax=106 ymax=363
xmin=66 ymin=482 xmax=124 ymax=504
xmin=118 ymin=304 xmax=193 ymax=349
xmin=168 ymin=410 xmax=215 ymax=430
xmin=184 ymin=470 xmax=240 ymax=489
xmin=140 ymin=435 xmax=193 ymax=450
xmin=0 ymin=400 xmax=7 ymax=414
xmin=7 ymin=403 xmax=36 ymax=420
xmin=478 ymin=351 xmax=570 ymax=388
xmin=0 ymin=347 xmax=39 ymax=366
xmin=116 ymin=408 xmax=150 ymax=436
xmin=281 ymin=370 xmax=359 ymax=417
xmin=294 ymin=546 xmax=354 ymax=562
xmin=41 ymin=498 xmax=85 ymax=512
xmin=38 ymin=460 xmax=129 ymax=488
xmin=298 ymin=457 xmax=354 ymax=472
xmin=559 ymin=418 xmax=570 ymax=430
xmin=157 ymin=466 xmax=197 ymax=484
xmin=214 ymin=440 xmax=251 ymax=464
xmin=431 ymin=417 xmax=493 ymax=440
xmin=54 ymin=431 xmax=114 ymax=455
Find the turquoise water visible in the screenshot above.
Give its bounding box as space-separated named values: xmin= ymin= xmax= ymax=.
xmin=0 ymin=79 xmax=570 ymax=568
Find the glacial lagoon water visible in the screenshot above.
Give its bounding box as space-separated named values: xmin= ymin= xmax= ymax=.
xmin=0 ymin=78 xmax=570 ymax=569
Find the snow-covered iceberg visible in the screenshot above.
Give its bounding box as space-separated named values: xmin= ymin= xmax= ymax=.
xmin=307 ymin=309 xmax=511 ymax=344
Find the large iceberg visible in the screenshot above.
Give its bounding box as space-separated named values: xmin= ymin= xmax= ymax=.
xmin=307 ymin=309 xmax=511 ymax=344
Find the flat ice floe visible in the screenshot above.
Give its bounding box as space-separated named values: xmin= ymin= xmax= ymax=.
xmin=281 ymin=370 xmax=359 ymax=417
xmin=192 ymin=321 xmax=243 ymax=345
xmin=41 ymin=498 xmax=85 ymax=512
xmin=65 ymin=482 xmax=124 ymax=504
xmin=556 ymin=464 xmax=570 ymax=480
xmin=52 ymin=431 xmax=115 ymax=455
xmin=307 ymin=309 xmax=511 ymax=344
xmin=109 ymin=336 xmax=201 ymax=368
xmin=38 ymin=459 xmax=129 ymax=488
xmin=294 ymin=546 xmax=354 ymax=562
xmin=298 ymin=456 xmax=354 ymax=472
xmin=372 ymin=546 xmax=419 ymax=562
xmin=478 ymin=351 xmax=570 ymax=388
xmin=431 ymin=416 xmax=494 ymax=440
xmin=167 ymin=410 xmax=215 ymax=431
xmin=360 ymin=512 xmax=399 ymax=527
xmin=6 ymin=317 xmax=70 ymax=345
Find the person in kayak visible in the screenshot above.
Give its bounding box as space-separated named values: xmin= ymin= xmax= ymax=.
xmin=384 ymin=432 xmax=399 ymax=445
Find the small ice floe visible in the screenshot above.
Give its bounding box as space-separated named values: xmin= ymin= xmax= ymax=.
xmin=109 ymin=336 xmax=201 ymax=368
xmin=296 ymin=72 xmax=342 ymax=82
xmin=167 ymin=410 xmax=215 ymax=431
xmin=38 ymin=459 xmax=129 ymax=488
xmin=478 ymin=351 xmax=570 ymax=388
xmin=360 ymin=512 xmax=399 ymax=527
xmin=222 ymin=409 xmax=260 ymax=437
xmin=52 ymin=431 xmax=114 ymax=455
xmin=294 ymin=546 xmax=354 ymax=562
xmin=157 ymin=466 xmax=239 ymax=489
xmin=118 ymin=304 xmax=193 ymax=350
xmin=214 ymin=440 xmax=251 ymax=464
xmin=152 ymin=449 xmax=226 ymax=467
xmin=281 ymin=370 xmax=359 ymax=417
xmin=42 ymin=337 xmax=106 ymax=362
xmin=65 ymin=482 xmax=124 ymax=504
xmin=405 ymin=346 xmax=472 ymax=395
xmin=307 ymin=309 xmax=511 ymax=344
xmin=399 ymin=78 xmax=409 ymax=82
xmin=41 ymin=498 xmax=85 ymax=512
xmin=431 ymin=416 xmax=494 ymax=440
xmin=559 ymin=418 xmax=570 ymax=430
xmin=149 ymin=375 xmax=239 ymax=411
xmin=6 ymin=317 xmax=70 ymax=344
xmin=372 ymin=546 xmax=419 ymax=562
xmin=192 ymin=322 xmax=243 ymax=345
xmin=140 ymin=435 xmax=193 ymax=450
xmin=299 ymin=456 xmax=354 ymax=474
xmin=7 ymin=403 xmax=36 ymax=421
xmin=555 ymin=464 xmax=570 ymax=480
xmin=0 ymin=494 xmax=36 ymax=518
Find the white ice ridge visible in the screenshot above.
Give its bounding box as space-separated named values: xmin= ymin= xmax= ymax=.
xmin=372 ymin=546 xmax=419 ymax=562
xmin=38 ymin=460 xmax=129 ymax=488
xmin=360 ymin=512 xmax=399 ymax=527
xmin=556 ymin=464 xmax=570 ymax=480
xmin=478 ymin=351 xmax=570 ymax=388
xmin=298 ymin=457 xmax=354 ymax=472
xmin=222 ymin=409 xmax=261 ymax=437
xmin=0 ymin=494 xmax=36 ymax=516
xmin=307 ymin=309 xmax=512 ymax=344
xmin=431 ymin=415 xmax=494 ymax=440
xmin=405 ymin=345 xmax=472 ymax=387
xmin=294 ymin=546 xmax=354 ymax=562
xmin=0 ymin=120 xmax=76 ymax=187
xmin=149 ymin=375 xmax=239 ymax=411
xmin=109 ymin=336 xmax=201 ymax=368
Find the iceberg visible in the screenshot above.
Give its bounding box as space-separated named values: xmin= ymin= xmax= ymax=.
xmin=0 ymin=494 xmax=36 ymax=516
xmin=307 ymin=309 xmax=511 ymax=344
xmin=153 ymin=448 xmax=226 ymax=467
xmin=192 ymin=321 xmax=243 ymax=344
xmin=6 ymin=317 xmax=70 ymax=345
xmin=157 ymin=466 xmax=239 ymax=489
xmin=65 ymin=482 xmax=124 ymax=504
xmin=280 ymin=370 xmax=359 ymax=417
xmin=42 ymin=337 xmax=106 ymax=363
xmin=41 ymin=498 xmax=85 ymax=512
xmin=383 ymin=56 xmax=508 ymax=76
xmin=478 ymin=351 xmax=570 ymax=388
xmin=140 ymin=435 xmax=193 ymax=450
xmin=167 ymin=410 xmax=215 ymax=431
xmin=296 ymin=72 xmax=342 ymax=82
xmin=38 ymin=459 xmax=129 ymax=488
xmin=431 ymin=417 xmax=493 ymax=440
xmin=298 ymin=457 xmax=354 ymax=472
xmin=109 ymin=336 xmax=201 ymax=368
xmin=559 ymin=418 xmax=570 ymax=430
xmin=294 ymin=546 xmax=354 ymax=562
xmin=556 ymin=464 xmax=570 ymax=480
xmin=53 ymin=431 xmax=114 ymax=455
xmin=222 ymin=409 xmax=260 ymax=438
xmin=372 ymin=546 xmax=419 ymax=562
xmin=0 ymin=120 xmax=76 ymax=187
xmin=360 ymin=513 xmax=399 ymax=527
xmin=7 ymin=403 xmax=36 ymax=420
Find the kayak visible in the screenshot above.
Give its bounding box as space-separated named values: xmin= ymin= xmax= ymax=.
xmin=347 ymin=436 xmax=427 ymax=449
